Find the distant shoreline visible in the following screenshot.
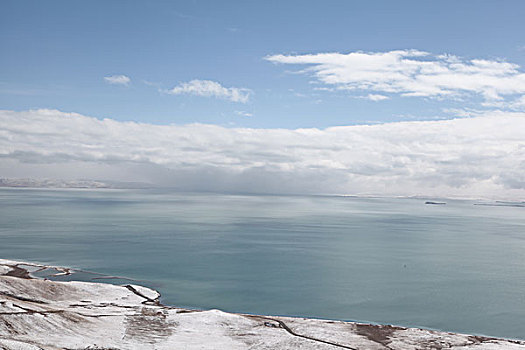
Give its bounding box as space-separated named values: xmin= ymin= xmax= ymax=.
xmin=1 ymin=182 xmax=524 ymax=204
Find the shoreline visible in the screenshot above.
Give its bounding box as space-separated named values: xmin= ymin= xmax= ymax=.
xmin=1 ymin=259 xmax=524 ymax=349
xmin=2 ymin=185 xmax=525 ymax=203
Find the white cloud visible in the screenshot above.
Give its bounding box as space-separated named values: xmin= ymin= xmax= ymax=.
xmin=363 ymin=94 xmax=389 ymax=101
xmin=142 ymin=80 xmax=162 ymax=88
xmin=482 ymin=95 xmax=525 ymax=110
xmin=166 ymin=80 xmax=251 ymax=103
xmin=235 ymin=110 xmax=253 ymax=117
xmin=104 ymin=75 xmax=131 ymax=86
xmin=265 ymin=50 xmax=525 ymax=104
xmin=1 ymin=109 xmax=525 ymax=199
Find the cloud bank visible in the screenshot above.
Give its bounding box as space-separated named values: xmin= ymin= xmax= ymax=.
xmin=266 ymin=50 xmax=525 ymax=106
xmin=104 ymin=75 xmax=131 ymax=86
xmin=166 ymin=80 xmax=251 ymax=103
xmin=1 ymin=109 xmax=524 ymax=199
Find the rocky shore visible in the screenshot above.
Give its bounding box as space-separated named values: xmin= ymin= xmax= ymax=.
xmin=1 ymin=259 xmax=524 ymax=350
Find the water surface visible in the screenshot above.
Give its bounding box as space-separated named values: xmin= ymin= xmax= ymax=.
xmin=1 ymin=188 xmax=524 ymax=339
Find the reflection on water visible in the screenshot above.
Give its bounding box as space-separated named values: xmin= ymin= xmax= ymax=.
xmin=0 ymin=188 xmax=524 ymax=339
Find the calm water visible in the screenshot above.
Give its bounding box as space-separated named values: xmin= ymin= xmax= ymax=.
xmin=1 ymin=188 xmax=524 ymax=339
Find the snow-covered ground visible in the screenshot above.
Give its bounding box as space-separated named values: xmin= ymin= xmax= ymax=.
xmin=1 ymin=259 xmax=523 ymax=350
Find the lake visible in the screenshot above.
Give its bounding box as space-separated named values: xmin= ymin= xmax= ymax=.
xmin=0 ymin=188 xmax=524 ymax=340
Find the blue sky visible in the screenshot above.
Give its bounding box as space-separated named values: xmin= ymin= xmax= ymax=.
xmin=2 ymin=0 xmax=525 ymax=128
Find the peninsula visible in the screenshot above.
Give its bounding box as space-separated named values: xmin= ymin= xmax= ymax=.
xmin=1 ymin=259 xmax=523 ymax=349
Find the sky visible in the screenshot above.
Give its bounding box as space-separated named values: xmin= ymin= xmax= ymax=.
xmin=1 ymin=1 xmax=525 ymax=198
